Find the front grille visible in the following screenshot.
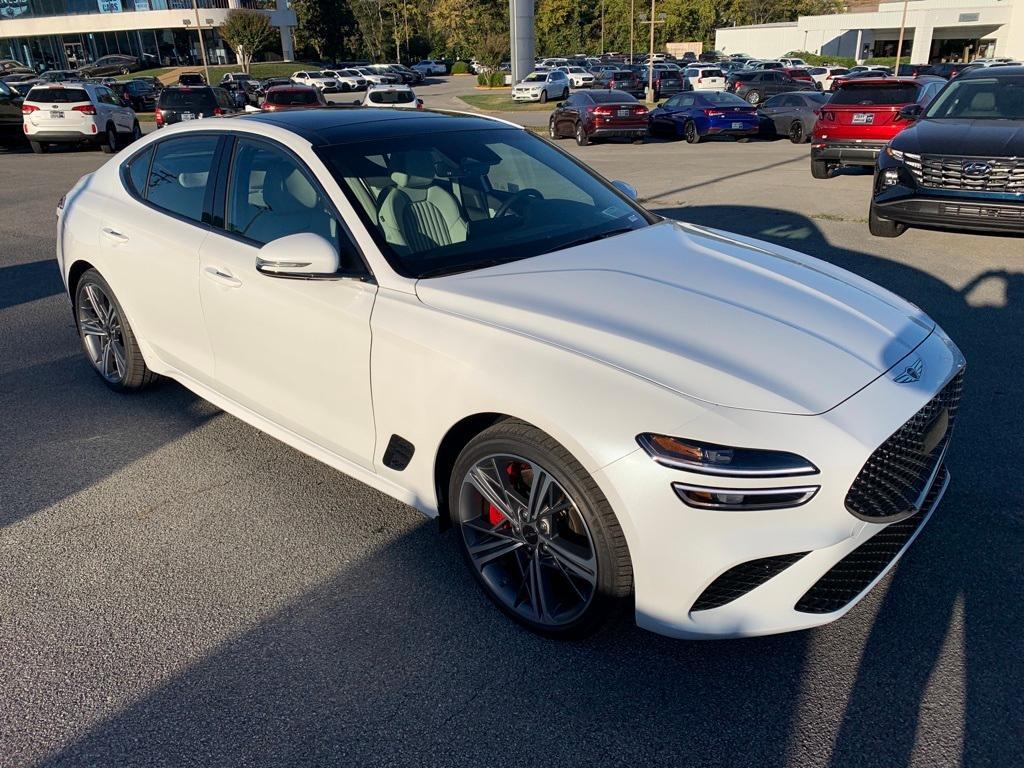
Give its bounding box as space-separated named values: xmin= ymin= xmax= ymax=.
xmin=845 ymin=369 xmax=963 ymax=521
xmin=691 ymin=553 xmax=809 ymax=612
xmin=903 ymin=152 xmax=1024 ymax=192
xmin=796 ymin=466 xmax=947 ymax=614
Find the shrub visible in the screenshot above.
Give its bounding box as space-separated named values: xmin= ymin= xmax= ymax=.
xmin=477 ymin=72 xmax=505 ymax=87
xmin=451 ymin=61 xmax=470 ymax=75
xmin=784 ymin=50 xmax=856 ymax=68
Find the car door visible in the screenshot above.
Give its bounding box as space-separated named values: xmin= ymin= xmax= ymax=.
xmin=100 ymin=134 xmax=219 ymax=382
xmin=198 ymin=135 xmax=378 ymax=467
xmin=0 ymin=80 xmax=21 ymax=138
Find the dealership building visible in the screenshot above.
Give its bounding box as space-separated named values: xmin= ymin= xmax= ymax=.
xmin=715 ymin=0 xmax=1024 ymax=63
xmin=0 ymin=0 xmax=296 ymax=72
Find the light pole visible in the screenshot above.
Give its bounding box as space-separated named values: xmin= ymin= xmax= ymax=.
xmin=622 ymin=0 xmax=630 ymax=63
xmin=638 ymin=3 xmax=666 ymax=103
xmin=600 ymin=0 xmax=605 ymax=55
xmin=182 ymin=0 xmax=210 ymax=84
xmin=894 ymin=0 xmax=910 ymax=68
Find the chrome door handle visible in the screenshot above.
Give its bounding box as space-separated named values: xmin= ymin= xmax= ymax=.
xmin=204 ymin=266 xmax=242 ymax=288
xmin=101 ymin=227 xmax=129 ymax=243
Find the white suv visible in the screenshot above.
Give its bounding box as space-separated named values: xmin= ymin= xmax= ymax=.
xmin=291 ymin=71 xmax=338 ymax=91
xmin=322 ymin=69 xmax=368 ymax=92
xmin=559 ymin=66 xmax=595 ymax=88
xmin=361 ymin=84 xmax=422 ymax=109
xmin=22 ymin=82 xmax=138 ymax=154
xmin=412 ymin=60 xmax=447 ymax=75
xmin=512 ymin=70 xmax=570 ymax=103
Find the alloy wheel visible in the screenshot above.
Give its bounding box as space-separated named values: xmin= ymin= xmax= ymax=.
xmin=457 ymin=454 xmax=598 ymax=627
xmin=77 ymin=282 xmax=127 ymax=384
xmin=549 ymin=119 xmax=557 ymax=139
xmin=789 ymin=121 xmax=804 ymax=143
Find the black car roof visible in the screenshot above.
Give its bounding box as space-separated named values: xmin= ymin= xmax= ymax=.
xmin=958 ymin=64 xmax=1024 ymax=79
xmin=243 ymin=109 xmax=516 ymax=146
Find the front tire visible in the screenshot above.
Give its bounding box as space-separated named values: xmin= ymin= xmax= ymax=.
xmin=540 ymin=89 xmax=548 ymax=104
xmin=549 ymin=118 xmax=559 ymax=139
xmin=129 ymin=121 xmax=142 ymax=143
xmin=74 ymin=269 xmax=157 ymax=391
xmin=868 ymin=204 xmax=907 ymax=237
xmin=745 ymin=90 xmax=761 ymax=105
xmin=449 ymin=420 xmax=633 ymax=638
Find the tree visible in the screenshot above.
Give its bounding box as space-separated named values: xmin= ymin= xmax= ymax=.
xmin=219 ymin=9 xmax=275 ymax=73
xmin=293 ymin=0 xmax=360 ymax=61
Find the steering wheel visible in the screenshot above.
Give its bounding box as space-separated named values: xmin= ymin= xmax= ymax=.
xmin=494 ymin=188 xmax=544 ymax=219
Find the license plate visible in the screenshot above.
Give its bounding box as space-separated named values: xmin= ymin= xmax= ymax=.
xmin=731 ymin=121 xmax=743 ymax=129
xmin=182 ymin=112 xmax=194 ymax=121
xmin=617 ymin=109 xmax=630 ymax=117
xmin=50 ymin=110 xmax=64 ymax=119
xmin=852 ymin=112 xmax=874 ymax=124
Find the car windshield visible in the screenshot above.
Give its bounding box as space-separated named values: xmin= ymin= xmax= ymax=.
xmin=368 ymin=89 xmax=414 ymax=103
xmin=699 ymin=91 xmax=751 ymax=106
xmin=523 ymin=72 xmax=546 ymax=82
xmin=27 ymin=87 xmax=88 ymax=103
xmin=267 ymin=89 xmax=318 ymax=105
xmin=830 ymin=83 xmax=919 ymax=105
xmin=924 ymin=76 xmax=1024 ymax=119
xmin=305 ymin=71 xmax=324 ymax=77
xmin=319 ymin=128 xmax=652 ymax=278
xmin=159 ymin=89 xmax=215 ymax=108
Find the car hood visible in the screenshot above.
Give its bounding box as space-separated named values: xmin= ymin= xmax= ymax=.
xmin=415 ymin=221 xmax=933 ymax=415
xmin=892 ymin=118 xmax=1024 ymax=156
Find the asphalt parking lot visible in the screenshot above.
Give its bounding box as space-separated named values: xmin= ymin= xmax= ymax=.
xmin=1 ymin=90 xmax=1022 ymax=767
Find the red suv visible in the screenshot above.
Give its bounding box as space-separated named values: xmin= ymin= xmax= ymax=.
xmin=810 ymin=77 xmax=946 ymax=178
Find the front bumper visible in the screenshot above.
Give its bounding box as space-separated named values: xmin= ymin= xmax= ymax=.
xmin=512 ymin=91 xmax=542 ymax=101
xmin=873 ymin=165 xmax=1024 ymax=233
xmin=812 ymin=139 xmax=887 ymax=167
xmin=596 ymin=328 xmax=965 ymax=639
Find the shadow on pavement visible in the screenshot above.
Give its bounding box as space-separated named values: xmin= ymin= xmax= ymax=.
xmin=17 ymin=206 xmax=1024 ymax=767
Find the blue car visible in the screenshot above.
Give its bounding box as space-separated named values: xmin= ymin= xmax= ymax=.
xmin=649 ymin=91 xmax=760 ymax=143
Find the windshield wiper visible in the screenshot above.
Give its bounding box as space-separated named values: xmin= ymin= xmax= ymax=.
xmin=549 ymin=226 xmax=637 ymax=254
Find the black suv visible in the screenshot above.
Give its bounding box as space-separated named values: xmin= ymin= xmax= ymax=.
xmin=155 ymin=86 xmax=239 ymax=127
xmin=116 ymin=79 xmax=157 ymax=111
xmin=870 ymin=66 xmax=1024 ymax=237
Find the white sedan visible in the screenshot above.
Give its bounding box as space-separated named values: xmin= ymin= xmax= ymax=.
xmin=55 ymin=109 xmax=965 ymax=640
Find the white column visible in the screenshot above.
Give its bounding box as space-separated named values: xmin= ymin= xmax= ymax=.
xmin=276 ymin=0 xmax=295 ymax=61
xmin=854 ymin=29 xmax=863 ymax=63
xmin=228 ymin=0 xmax=241 ymax=8
xmin=910 ymin=25 xmax=933 ymax=64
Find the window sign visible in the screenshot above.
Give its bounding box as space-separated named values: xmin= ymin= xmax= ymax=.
xmin=98 ymin=0 xmax=123 ymax=12
xmin=0 ymin=0 xmax=30 ymax=19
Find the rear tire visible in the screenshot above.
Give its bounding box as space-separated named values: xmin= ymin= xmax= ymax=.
xmin=868 ymin=205 xmax=907 ymax=238
xmin=745 ymin=90 xmax=761 ymax=105
xmin=811 ymin=159 xmax=831 ymax=179
xmin=684 ymin=120 xmax=701 ymax=144
xmin=29 ymin=140 xmax=47 ymax=154
xmin=129 ymin=121 xmax=142 ymax=143
xmin=74 ymin=268 xmax=157 ymax=391
xmin=100 ymin=125 xmax=117 ymax=154
xmin=788 ymin=121 xmax=804 ymax=144
xmin=574 ymin=122 xmax=589 ymax=146
xmin=449 ymin=419 xmax=633 ymax=639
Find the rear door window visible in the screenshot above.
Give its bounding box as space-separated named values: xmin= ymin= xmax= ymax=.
xmin=146 ymin=135 xmax=219 ymax=223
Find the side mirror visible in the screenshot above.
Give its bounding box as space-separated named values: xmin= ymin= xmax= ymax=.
xmin=611 ymin=180 xmax=638 ymax=200
xmin=899 ymin=103 xmax=923 ymax=121
xmin=555 ymin=101 xmax=564 ymax=108
xmin=256 ymin=233 xmax=341 ymax=279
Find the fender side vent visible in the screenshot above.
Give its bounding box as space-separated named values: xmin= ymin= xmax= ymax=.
xmin=383 ymin=435 xmax=415 ymax=471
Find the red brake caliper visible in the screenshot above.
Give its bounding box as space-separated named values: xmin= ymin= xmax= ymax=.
xmin=487 ymin=504 xmax=504 ymax=527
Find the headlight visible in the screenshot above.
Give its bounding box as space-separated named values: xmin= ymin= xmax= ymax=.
xmin=636 ymin=434 xmax=818 ymax=477
xmin=886 ymin=146 xmax=904 ymax=161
